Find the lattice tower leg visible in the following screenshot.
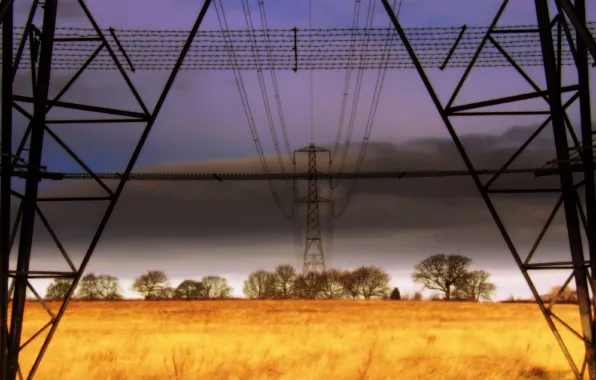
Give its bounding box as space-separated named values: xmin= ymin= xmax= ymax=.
xmin=7 ymin=1 xmax=57 ymax=379
xmin=0 ymin=1 xmax=14 ymax=378
xmin=575 ymin=3 xmax=596 ymax=367
xmin=1 ymin=0 xmax=214 ymax=379
xmin=535 ymin=1 xmax=596 ymax=377
xmin=380 ymin=0 xmax=596 ymax=378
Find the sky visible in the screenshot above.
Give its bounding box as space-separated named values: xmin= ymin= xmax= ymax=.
xmin=5 ymin=0 xmax=596 ymax=301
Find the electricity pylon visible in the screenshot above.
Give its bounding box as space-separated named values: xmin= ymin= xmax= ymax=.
xmin=293 ymin=144 xmax=332 ymax=274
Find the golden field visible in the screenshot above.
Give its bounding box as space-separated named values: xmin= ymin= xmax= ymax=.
xmin=14 ymin=300 xmax=588 ymax=380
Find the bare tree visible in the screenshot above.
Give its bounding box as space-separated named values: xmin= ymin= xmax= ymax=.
xmin=96 ymin=275 xmax=123 ymax=300
xmin=174 ymin=280 xmax=204 ymax=300
xmin=293 ymin=272 xmax=322 ymax=299
xmin=77 ymin=273 xmax=122 ymax=300
xmin=45 ymin=279 xmax=73 ymax=300
xmin=243 ymin=270 xmax=275 ymax=299
xmin=354 ymin=266 xmax=391 ymax=299
xmin=340 ymin=270 xmax=362 ymax=299
xmin=454 ymin=270 xmax=497 ymax=301
xmin=77 ymin=273 xmax=100 ymax=300
xmin=272 ymin=264 xmax=296 ymax=299
xmin=132 ymin=270 xmax=170 ymax=300
xmin=544 ymin=285 xmax=578 ymax=303
xmin=412 ymin=254 xmax=471 ymax=301
xmin=318 ymin=269 xmax=347 ymax=299
xmin=201 ymin=276 xmax=232 ymax=299
xmin=153 ymin=287 xmax=175 ymax=300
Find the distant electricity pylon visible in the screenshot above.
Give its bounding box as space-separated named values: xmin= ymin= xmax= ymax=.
xmin=293 ymin=144 xmax=332 ymax=274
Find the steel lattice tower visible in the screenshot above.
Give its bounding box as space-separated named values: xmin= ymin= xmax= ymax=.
xmin=294 ymin=144 xmax=331 ymax=274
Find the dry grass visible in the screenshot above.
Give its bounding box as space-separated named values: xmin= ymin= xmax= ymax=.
xmin=14 ymin=300 xmax=588 ymax=379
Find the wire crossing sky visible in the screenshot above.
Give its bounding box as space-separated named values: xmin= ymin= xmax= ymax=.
xmin=4 ymin=24 xmax=588 ymax=70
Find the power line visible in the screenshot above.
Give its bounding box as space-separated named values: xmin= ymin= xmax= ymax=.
xmin=331 ymin=0 xmax=362 ymax=168
xmin=334 ymin=0 xmax=377 ymax=189
xmin=6 ymin=24 xmax=591 ymax=70
xmin=8 ymin=166 xmax=583 ymax=181
xmin=241 ymin=0 xmax=286 ymax=173
xmin=334 ymin=0 xmax=402 ymax=217
xmin=214 ymin=0 xmax=292 ymax=218
xmin=258 ymin=0 xmax=293 ymax=164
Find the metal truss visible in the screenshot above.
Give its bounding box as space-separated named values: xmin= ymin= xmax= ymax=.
xmin=0 ymin=0 xmax=595 ymax=379
xmin=381 ymin=0 xmax=596 ymax=378
xmin=0 ymin=0 xmax=214 ymax=379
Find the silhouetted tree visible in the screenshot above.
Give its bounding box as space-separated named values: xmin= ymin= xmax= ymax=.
xmin=272 ymin=264 xmax=296 ymax=299
xmin=77 ymin=274 xmax=100 ymax=300
xmin=132 ymin=270 xmax=170 ymax=300
xmin=243 ymin=270 xmax=275 ymax=299
xmin=340 ymin=270 xmax=362 ymax=299
xmin=293 ymin=272 xmax=322 ymax=299
xmin=318 ymin=269 xmax=347 ymax=299
xmin=354 ymin=266 xmax=391 ymax=299
xmin=201 ymin=276 xmax=232 ymax=299
xmin=174 ymin=280 xmax=204 ymax=300
xmin=96 ymin=275 xmax=123 ymax=300
xmin=390 ymin=287 xmax=401 ymax=300
xmin=454 ymin=270 xmax=496 ymax=301
xmin=153 ymin=287 xmax=175 ymax=300
xmin=77 ymin=273 xmax=122 ymax=300
xmin=45 ymin=279 xmax=73 ymax=300
xmin=412 ymin=254 xmax=471 ymax=301
xmin=544 ymin=285 xmax=578 ymax=303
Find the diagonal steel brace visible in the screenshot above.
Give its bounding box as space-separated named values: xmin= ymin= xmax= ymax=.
xmin=0 ymin=0 xmax=13 ymax=26
xmin=555 ymin=0 xmax=596 ymax=65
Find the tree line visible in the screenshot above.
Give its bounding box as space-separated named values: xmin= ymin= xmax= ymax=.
xmin=38 ymin=254 xmax=506 ymax=302
xmin=44 ymin=271 xmax=234 ymax=301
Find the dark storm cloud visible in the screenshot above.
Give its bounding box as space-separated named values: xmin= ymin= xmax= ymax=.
xmin=25 ymin=124 xmax=570 ymax=251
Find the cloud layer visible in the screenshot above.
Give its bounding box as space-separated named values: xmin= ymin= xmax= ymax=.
xmin=7 ymin=0 xmax=593 ymax=299
xmin=27 ymin=125 xmax=571 ymax=251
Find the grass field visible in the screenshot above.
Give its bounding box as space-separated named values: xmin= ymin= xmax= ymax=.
xmin=14 ymin=300 xmax=588 ymax=379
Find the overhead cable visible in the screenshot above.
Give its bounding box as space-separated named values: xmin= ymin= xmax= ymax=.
xmin=5 ymin=24 xmax=590 ymax=70
xmin=214 ymin=0 xmax=293 ymax=218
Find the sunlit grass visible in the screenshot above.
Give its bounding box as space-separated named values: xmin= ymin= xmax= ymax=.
xmin=14 ymin=300 xmax=586 ymax=379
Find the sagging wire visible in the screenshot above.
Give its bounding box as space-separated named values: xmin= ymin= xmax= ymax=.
xmin=241 ymin=0 xmax=286 ymax=173
xmin=334 ymin=0 xmax=376 ymax=189
xmin=330 ymin=0 xmax=363 ymax=172
xmin=257 ymin=0 xmax=297 ymax=208
xmin=334 ymin=0 xmax=403 ymax=218
xmin=258 ymin=0 xmax=294 ymax=165
xmin=214 ymin=0 xmax=293 ymax=218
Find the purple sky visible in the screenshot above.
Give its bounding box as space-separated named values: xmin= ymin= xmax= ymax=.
xmin=7 ymin=0 xmax=596 ymax=300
